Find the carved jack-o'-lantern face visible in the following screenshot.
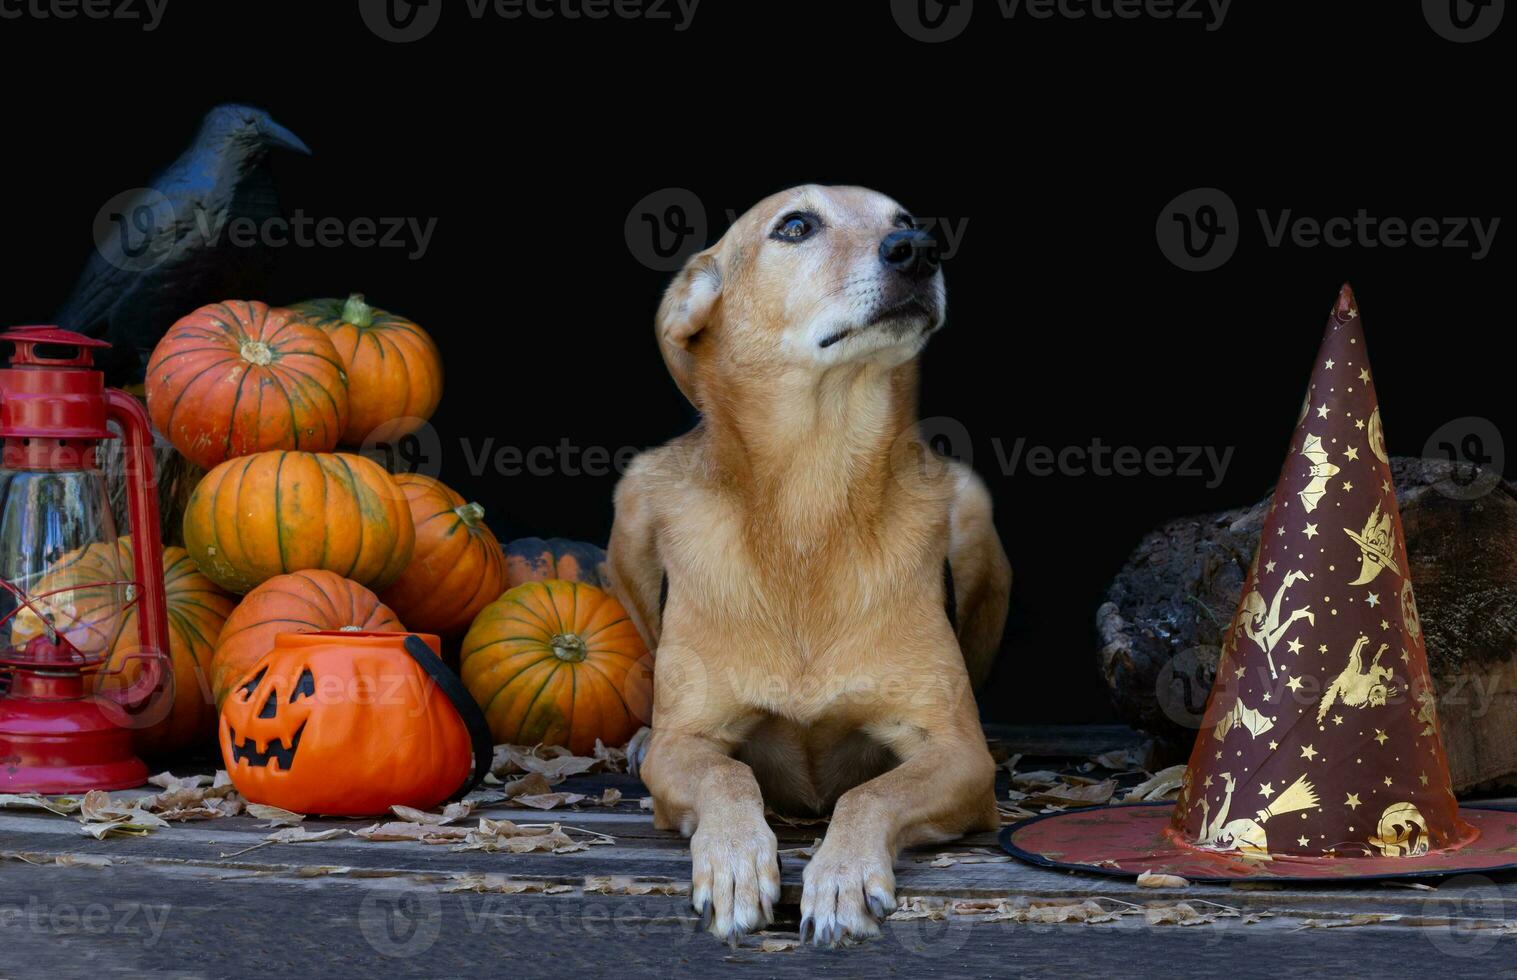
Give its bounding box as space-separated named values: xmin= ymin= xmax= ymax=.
xmin=224 ymin=662 xmax=316 ymax=771
xmin=219 ymin=631 xmax=473 ymax=816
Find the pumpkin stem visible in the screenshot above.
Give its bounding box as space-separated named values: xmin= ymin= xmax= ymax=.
xmin=456 ymin=502 xmax=486 ymax=527
xmin=239 ymin=340 xmax=274 ymax=366
xmin=342 ymin=293 xmax=376 ymax=328
xmin=548 ymin=633 xmax=588 ymax=663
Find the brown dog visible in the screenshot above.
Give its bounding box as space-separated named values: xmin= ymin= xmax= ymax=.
xmin=609 ymin=185 xmax=1011 ymax=945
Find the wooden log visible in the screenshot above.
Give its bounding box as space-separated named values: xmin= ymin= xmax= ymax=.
xmin=1098 ymin=457 xmax=1517 ymax=791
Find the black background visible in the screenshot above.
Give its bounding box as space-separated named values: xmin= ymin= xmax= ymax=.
xmin=3 ymin=0 xmax=1505 ymax=723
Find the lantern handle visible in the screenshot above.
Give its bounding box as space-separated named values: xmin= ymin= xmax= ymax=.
xmin=99 ymin=390 xmax=173 ymax=715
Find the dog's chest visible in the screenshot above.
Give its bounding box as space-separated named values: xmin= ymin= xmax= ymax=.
xmin=659 ymin=488 xmax=946 ymax=644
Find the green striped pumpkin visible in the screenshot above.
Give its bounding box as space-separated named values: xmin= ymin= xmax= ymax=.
xmin=460 ymin=580 xmax=651 ymax=754
xmin=288 ymin=294 xmax=443 ymax=446
xmin=182 ymin=450 xmax=415 ymax=594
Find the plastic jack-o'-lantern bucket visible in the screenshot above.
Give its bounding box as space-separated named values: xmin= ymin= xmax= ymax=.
xmin=218 ymin=631 xmax=491 ymax=816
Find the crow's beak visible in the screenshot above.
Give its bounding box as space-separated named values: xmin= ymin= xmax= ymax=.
xmin=259 ymin=118 xmax=311 ymax=155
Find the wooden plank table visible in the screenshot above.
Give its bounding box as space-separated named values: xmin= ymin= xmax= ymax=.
xmin=4 ymin=726 xmax=1516 ymax=977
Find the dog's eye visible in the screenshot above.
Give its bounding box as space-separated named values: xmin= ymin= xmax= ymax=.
xmin=772 ymin=212 xmax=819 ymax=243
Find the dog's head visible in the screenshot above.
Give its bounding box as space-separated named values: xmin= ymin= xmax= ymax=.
xmin=657 ymin=185 xmax=946 ymax=408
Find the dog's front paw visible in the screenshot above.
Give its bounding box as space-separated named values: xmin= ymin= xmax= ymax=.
xmin=800 ymin=839 xmax=897 ymax=946
xmin=689 ymin=813 xmax=780 ymax=944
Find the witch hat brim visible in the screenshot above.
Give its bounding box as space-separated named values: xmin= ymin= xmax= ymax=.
xmin=1001 ymin=285 xmax=1517 ymax=882
xmin=1001 ymin=803 xmax=1517 ymax=883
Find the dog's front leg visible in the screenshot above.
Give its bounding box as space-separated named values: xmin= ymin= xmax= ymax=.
xmin=641 ymin=729 xmax=780 ymax=943
xmin=801 ymin=722 xmax=996 ymax=945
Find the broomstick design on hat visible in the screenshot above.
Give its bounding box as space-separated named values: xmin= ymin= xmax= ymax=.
xmin=1198 ymin=773 xmax=1320 ymax=856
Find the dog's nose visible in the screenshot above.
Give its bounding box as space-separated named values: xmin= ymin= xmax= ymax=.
xmin=879 ymin=229 xmax=940 ymax=280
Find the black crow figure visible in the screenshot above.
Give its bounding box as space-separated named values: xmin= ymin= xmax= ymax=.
xmin=57 ymin=104 xmax=310 ymax=383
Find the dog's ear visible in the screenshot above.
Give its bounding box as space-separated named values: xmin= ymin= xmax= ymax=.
xmin=656 ymin=248 xmax=722 ymax=408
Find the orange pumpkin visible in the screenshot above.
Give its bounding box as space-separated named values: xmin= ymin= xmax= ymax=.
xmin=146 ymin=300 xmax=349 ymax=470
xmin=9 ymin=537 xmax=236 ymax=755
xmin=461 ymin=580 xmax=651 ymax=755
xmin=379 ymin=474 xmax=507 ymax=636
xmin=288 ymin=294 xmax=443 ymax=446
xmin=219 ymin=631 xmax=472 ymax=815
xmin=210 ymin=569 xmax=405 ymax=706
xmin=183 ymin=451 xmax=415 ymax=594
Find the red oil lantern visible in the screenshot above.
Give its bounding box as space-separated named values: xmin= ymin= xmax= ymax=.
xmin=0 ymin=326 xmax=172 ymax=792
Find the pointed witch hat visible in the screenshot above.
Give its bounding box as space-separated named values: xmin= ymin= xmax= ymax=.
xmin=1002 ymin=285 xmax=1517 ymax=880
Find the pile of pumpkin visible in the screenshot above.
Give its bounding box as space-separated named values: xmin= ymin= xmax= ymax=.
xmin=53 ymin=296 xmax=651 ymax=761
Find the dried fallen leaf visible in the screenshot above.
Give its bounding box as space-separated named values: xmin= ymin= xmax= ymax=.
xmin=355 ymin=822 xmax=471 ymax=843
xmin=0 ymin=793 xmax=83 ymax=816
xmin=80 ymin=818 xmax=160 ymax=840
xmin=265 ymin=827 xmax=348 ymax=844
xmin=1298 ymin=913 xmax=1402 ymax=929
xmin=148 ymin=772 xmax=212 ymax=792
xmin=592 ymin=740 xmax=628 ymax=773
xmin=1144 ymin=902 xmax=1209 ymax=926
xmin=759 ymin=938 xmax=799 ymax=953
xmin=1027 ymin=779 xmax=1118 ymax=808
xmin=294 ymin=866 xmax=351 ymax=877
xmin=514 ymin=792 xmax=588 ymax=811
xmin=248 ymin=804 xmax=306 ymax=827
xmin=442 ymin=875 xmax=571 ymax=895
xmin=597 ymin=788 xmax=623 ymax=806
xmin=1092 ymin=747 xmax=1146 ymax=770
xmin=926 ymin=848 xmax=1012 ymax=868
xmin=491 ymin=745 xmax=601 ymax=781
xmin=1137 ymin=871 xmax=1191 ymax=889
xmin=584 ymin=875 xmax=683 ymax=895
xmin=779 ymin=838 xmax=822 ymax=860
xmin=1121 ymin=765 xmax=1188 ymax=803
xmin=390 ymin=801 xmax=473 ymax=826
xmin=504 ymin=772 xmax=558 ymax=797
xmin=888 ymin=897 xmax=947 ymax=921
xmin=2 ymin=851 xmax=113 ymax=867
